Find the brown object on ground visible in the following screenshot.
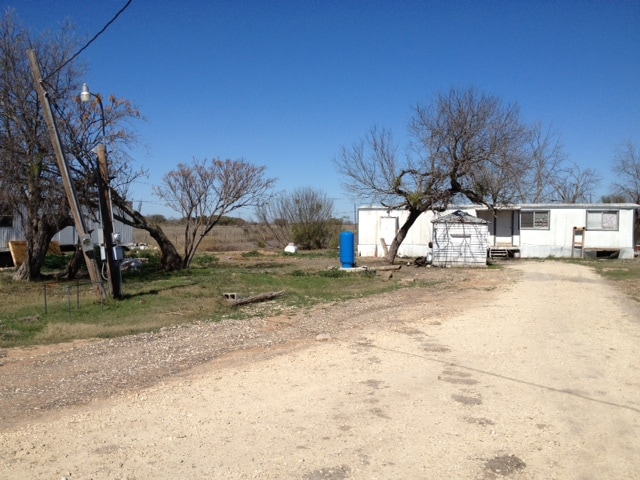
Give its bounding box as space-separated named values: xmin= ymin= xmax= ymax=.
xmin=1 ymin=261 xmax=639 ymax=479
xmin=373 ymin=264 xmax=402 ymax=271
xmin=230 ymin=290 xmax=286 ymax=307
xmin=8 ymin=240 xmax=62 ymax=267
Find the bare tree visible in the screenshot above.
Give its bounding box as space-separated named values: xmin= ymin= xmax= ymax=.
xmin=0 ymin=11 xmax=143 ymax=280
xmin=520 ymin=123 xmax=567 ymax=202
xmin=336 ymin=125 xmax=452 ymax=262
xmin=611 ymin=140 xmax=640 ymax=240
xmin=154 ymin=157 xmax=276 ymax=268
xmin=254 ymin=193 xmax=291 ymax=247
xmin=337 ymin=88 xmax=541 ymax=263
xmin=110 ymin=189 xmax=184 ymax=272
xmin=552 ymin=162 xmax=601 ymax=203
xmin=0 ymin=12 xmax=79 ymax=280
xmin=411 ymin=88 xmax=532 ymax=207
xmin=601 ymin=193 xmax=628 ymax=203
xmin=611 ymin=141 xmax=640 ymax=205
xmin=255 ymin=187 xmax=338 ymax=249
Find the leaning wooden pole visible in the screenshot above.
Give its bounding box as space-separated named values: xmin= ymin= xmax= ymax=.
xmin=97 ymin=144 xmax=122 ymax=299
xmin=27 ymin=49 xmax=105 ymax=300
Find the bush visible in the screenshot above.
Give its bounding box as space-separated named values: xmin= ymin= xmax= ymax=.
xmin=292 ymin=223 xmax=328 ymax=249
xmin=43 ymin=254 xmax=69 ymax=271
xmin=130 ymin=249 xmax=162 ymax=270
xmin=191 ymin=254 xmax=219 ymax=268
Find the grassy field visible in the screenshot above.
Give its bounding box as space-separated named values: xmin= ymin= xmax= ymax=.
xmin=0 ymin=249 xmax=413 ymax=347
xmin=132 ymin=223 xmax=357 ymax=253
xmin=133 ymin=224 xmax=264 ymax=253
xmin=588 ymin=257 xmax=640 ymax=300
xmin=1 ymin=245 xmax=638 ymax=348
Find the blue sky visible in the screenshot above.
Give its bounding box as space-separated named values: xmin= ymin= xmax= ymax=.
xmin=4 ymin=0 xmax=640 ymax=221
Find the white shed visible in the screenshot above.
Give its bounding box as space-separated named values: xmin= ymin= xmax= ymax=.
xmin=431 ymin=210 xmax=488 ymax=267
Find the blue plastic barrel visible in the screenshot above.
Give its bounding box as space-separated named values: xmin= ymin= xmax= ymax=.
xmin=340 ymin=231 xmax=355 ymax=268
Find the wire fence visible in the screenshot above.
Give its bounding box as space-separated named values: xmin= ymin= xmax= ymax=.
xmin=42 ymin=280 xmax=105 ymax=318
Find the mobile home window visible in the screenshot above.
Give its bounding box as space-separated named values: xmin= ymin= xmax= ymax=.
xmin=520 ymin=210 xmax=549 ymax=229
xmin=586 ymin=210 xmax=618 ymax=231
xmin=0 ymin=204 xmax=12 ymax=228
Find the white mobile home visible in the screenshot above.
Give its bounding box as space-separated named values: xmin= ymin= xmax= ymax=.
xmin=0 ymin=209 xmax=134 ymax=252
xmin=358 ymin=203 xmax=639 ymax=260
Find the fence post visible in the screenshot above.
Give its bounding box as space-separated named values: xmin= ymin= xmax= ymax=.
xmin=66 ymin=286 xmax=72 ymax=320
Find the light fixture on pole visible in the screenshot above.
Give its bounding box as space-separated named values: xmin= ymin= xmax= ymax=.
xmin=81 ymin=83 xmax=122 ymax=299
xmin=80 ymin=83 xmax=91 ymax=103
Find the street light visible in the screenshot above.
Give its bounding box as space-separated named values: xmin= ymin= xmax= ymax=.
xmin=81 ymin=83 xmax=122 ymax=299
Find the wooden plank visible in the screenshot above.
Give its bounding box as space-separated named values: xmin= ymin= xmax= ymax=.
xmin=8 ymin=240 xmax=63 ymax=267
xmin=8 ymin=241 xmax=25 ymax=267
xmin=47 ymin=241 xmax=62 ymax=255
xmin=229 ymin=290 xmax=286 ymax=307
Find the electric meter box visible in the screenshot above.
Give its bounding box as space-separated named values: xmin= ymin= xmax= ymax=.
xmin=100 ymin=246 xmax=124 ymax=261
xmin=80 ymin=234 xmax=94 ymax=253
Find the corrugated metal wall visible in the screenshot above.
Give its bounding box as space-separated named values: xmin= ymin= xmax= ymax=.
xmin=432 ymin=222 xmax=487 ymax=267
xmin=2 ymin=213 xmax=133 ymax=250
xmin=0 ymin=213 xmax=24 ymax=250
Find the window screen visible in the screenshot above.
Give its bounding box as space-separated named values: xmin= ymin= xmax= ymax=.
xmin=586 ymin=211 xmax=618 ymax=231
xmin=521 ymin=210 xmax=549 ymax=229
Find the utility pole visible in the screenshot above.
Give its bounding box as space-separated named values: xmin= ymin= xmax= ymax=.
xmin=97 ymin=144 xmax=122 ymax=299
xmin=27 ymin=49 xmax=105 ymax=300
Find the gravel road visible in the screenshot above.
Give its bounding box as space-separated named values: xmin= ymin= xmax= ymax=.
xmin=1 ymin=261 xmax=639 ymax=479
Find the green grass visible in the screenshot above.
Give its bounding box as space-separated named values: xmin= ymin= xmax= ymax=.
xmin=589 ymin=259 xmax=640 ymax=304
xmin=0 ymin=251 xmax=409 ymax=347
xmin=5 ymin=250 xmax=634 ymax=348
xmin=590 ymin=259 xmax=640 ymax=281
xmin=565 ymin=257 xmax=640 ymax=303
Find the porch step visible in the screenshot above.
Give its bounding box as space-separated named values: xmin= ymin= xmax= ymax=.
xmin=488 ymin=248 xmax=509 ymax=258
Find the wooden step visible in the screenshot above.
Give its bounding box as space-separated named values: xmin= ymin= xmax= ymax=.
xmin=488 ymin=248 xmax=508 ymax=258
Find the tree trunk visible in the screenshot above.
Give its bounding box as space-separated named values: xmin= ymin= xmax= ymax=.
xmin=150 ymin=226 xmax=183 ymax=271
xmin=12 ymin=217 xmax=54 ymax=281
xmin=386 ymin=208 xmax=423 ymax=264
xmin=110 ymin=191 xmax=184 ymax=272
xmin=56 ymin=246 xmax=84 ymax=280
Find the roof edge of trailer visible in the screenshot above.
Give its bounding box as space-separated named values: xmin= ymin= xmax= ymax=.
xmin=358 ymin=203 xmax=640 ymax=211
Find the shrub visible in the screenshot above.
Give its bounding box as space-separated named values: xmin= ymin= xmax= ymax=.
xmin=191 ymin=254 xmax=219 ymax=268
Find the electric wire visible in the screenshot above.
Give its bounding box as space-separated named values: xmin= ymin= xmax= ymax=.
xmin=44 ymin=0 xmax=134 ymax=82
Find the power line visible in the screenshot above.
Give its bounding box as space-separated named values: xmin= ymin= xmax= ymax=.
xmin=44 ymin=0 xmax=134 ymax=81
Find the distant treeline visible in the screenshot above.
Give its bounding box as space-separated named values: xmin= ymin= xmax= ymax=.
xmin=146 ymin=215 xmax=249 ymax=226
xmin=146 ymin=215 xmax=351 ymax=227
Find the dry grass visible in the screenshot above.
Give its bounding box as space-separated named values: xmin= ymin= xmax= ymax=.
xmin=0 ymin=249 xmax=402 ymax=347
xmin=133 ymin=224 xmax=273 ymax=253
xmin=590 ymin=258 xmax=640 ymax=302
xmin=32 ymin=321 xmax=163 ymax=344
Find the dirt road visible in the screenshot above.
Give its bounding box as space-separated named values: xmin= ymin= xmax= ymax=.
xmin=1 ymin=261 xmax=639 ymax=479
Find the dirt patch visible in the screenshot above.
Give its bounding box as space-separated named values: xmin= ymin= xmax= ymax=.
xmin=484 ymin=454 xmax=527 ymax=477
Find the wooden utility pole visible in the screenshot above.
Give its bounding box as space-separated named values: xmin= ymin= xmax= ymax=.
xmin=27 ymin=49 xmax=105 ymax=300
xmin=97 ymin=144 xmax=122 ymax=299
